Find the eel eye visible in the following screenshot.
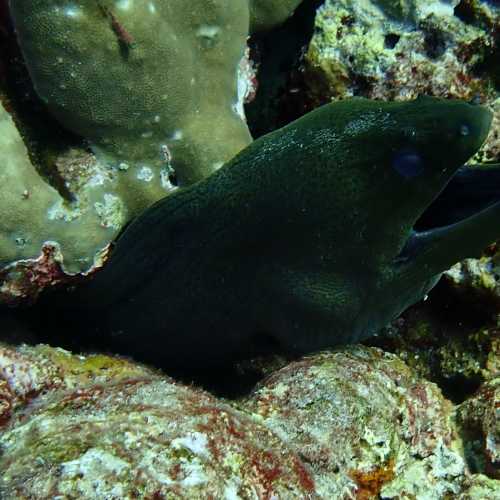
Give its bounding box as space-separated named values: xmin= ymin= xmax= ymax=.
xmin=392 ymin=150 xmax=424 ymax=179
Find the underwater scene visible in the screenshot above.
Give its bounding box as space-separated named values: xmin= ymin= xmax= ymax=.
xmin=0 ymin=0 xmax=499 ymax=498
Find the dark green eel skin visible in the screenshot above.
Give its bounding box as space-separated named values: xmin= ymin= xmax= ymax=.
xmin=76 ymin=97 xmax=496 ymax=368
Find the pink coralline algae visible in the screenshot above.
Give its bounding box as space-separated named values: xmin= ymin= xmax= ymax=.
xmin=3 ymin=343 xmax=499 ymax=498
xmin=241 ymin=346 xmax=468 ymax=499
xmin=0 ymin=342 xmax=315 ymax=499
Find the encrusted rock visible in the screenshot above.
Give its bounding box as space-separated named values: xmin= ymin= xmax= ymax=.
xmin=459 ymin=473 xmax=500 ymax=499
xmin=444 ymin=245 xmax=500 ymax=304
xmin=305 ymin=0 xmax=499 ymax=161
xmin=0 ymin=343 xmax=315 ymax=498
xmin=456 ymin=375 xmax=500 ymax=479
xmin=2 ymin=342 xmax=500 ymax=497
xmin=369 ymin=302 xmax=499 ymax=392
xmin=241 ymin=345 xmax=467 ymax=499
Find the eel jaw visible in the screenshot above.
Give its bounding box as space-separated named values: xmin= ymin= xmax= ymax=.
xmin=415 ymin=165 xmax=500 ymax=231
xmin=396 ymin=164 xmax=500 ymax=275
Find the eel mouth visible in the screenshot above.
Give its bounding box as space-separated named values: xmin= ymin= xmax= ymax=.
xmin=415 ymin=164 xmax=500 ymax=231
xmin=396 ymin=164 xmax=500 ymax=264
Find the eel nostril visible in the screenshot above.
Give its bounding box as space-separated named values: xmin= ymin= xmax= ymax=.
xmin=468 ymin=94 xmax=482 ymax=106
xmin=460 ymin=124 xmax=470 ymax=137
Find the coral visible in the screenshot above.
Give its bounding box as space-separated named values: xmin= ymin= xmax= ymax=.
xmin=0 ymin=0 xmax=270 ymax=301
xmin=9 ymin=0 xmax=252 ymax=187
xmin=305 ymin=0 xmax=499 ymax=161
xmin=0 ymin=99 xmax=118 ymax=280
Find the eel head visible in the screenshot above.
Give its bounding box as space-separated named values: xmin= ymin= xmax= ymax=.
xmin=314 ymin=96 xmax=495 ymax=326
xmin=262 ymin=96 xmax=496 ymax=342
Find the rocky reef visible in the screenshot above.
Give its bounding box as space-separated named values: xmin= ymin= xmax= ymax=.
xmin=306 ymin=0 xmax=499 ymax=161
xmin=1 ymin=342 xmax=498 ymax=498
xmin=0 ymin=343 xmax=315 ymax=498
xmin=0 ymin=0 xmax=499 ymax=498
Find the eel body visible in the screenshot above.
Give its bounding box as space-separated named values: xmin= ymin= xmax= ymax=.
xmin=75 ymin=97 xmax=495 ymax=367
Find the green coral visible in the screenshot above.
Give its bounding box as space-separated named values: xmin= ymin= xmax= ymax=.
xmin=0 ymin=100 xmax=117 ymax=273
xmin=9 ymin=0 xmax=252 ymax=189
xmin=1 ymin=0 xmax=306 ymax=291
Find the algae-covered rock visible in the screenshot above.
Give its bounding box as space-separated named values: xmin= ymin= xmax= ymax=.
xmin=0 ymin=342 xmax=155 ymax=427
xmin=241 ymin=346 xmax=468 ymax=499
xmin=460 ymin=473 xmax=500 ymax=499
xmin=2 ymin=342 xmax=500 ymax=497
xmin=0 ymin=342 xmax=315 ymax=499
xmin=369 ymin=302 xmax=499 ymax=394
xmin=306 ymin=0 xmax=499 ymax=161
xmin=445 ymin=245 xmax=500 ymax=304
xmin=456 ymin=376 xmax=500 ymax=478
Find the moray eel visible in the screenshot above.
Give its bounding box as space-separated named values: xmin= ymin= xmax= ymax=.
xmin=73 ymin=96 xmax=495 ymax=368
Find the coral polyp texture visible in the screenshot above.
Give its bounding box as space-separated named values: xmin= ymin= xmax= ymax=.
xmin=1 ymin=0 xmax=301 ymax=302
xmin=1 ymin=342 xmax=499 ymax=498
xmin=8 ymin=0 xmax=252 ymax=187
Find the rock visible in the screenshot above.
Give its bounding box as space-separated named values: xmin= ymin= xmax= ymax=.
xmin=368 ymin=302 xmax=499 ymax=395
xmin=241 ymin=345 xmax=468 ymax=499
xmin=305 ymin=0 xmax=499 ymax=161
xmin=456 ymin=375 xmax=500 ymax=479
xmin=2 ymin=342 xmax=500 ymax=497
xmin=459 ymin=473 xmax=500 ymax=499
xmin=444 ymin=245 xmax=500 ymax=305
xmin=0 ymin=342 xmax=315 ymax=498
